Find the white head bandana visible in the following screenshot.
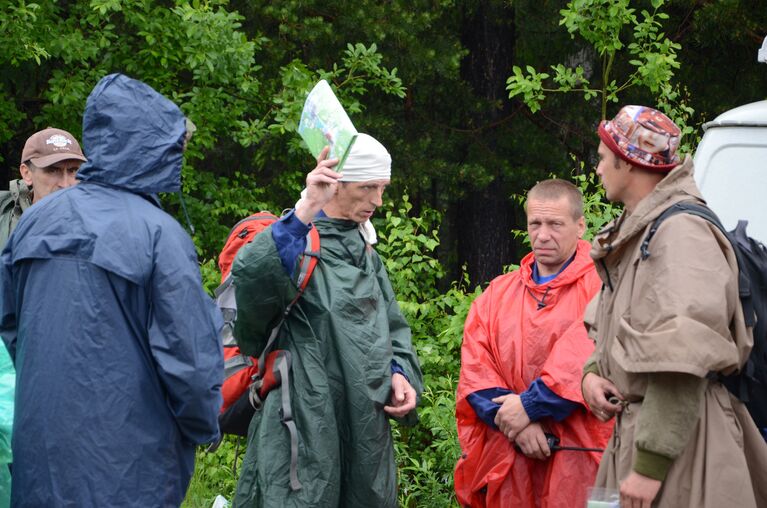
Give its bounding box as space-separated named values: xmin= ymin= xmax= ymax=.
xmin=339 ymin=133 xmax=391 ymax=182
xmin=296 ymin=133 xmax=391 ymax=245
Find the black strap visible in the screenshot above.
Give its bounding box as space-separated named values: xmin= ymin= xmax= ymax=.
xmin=640 ymin=201 xmax=755 ymax=328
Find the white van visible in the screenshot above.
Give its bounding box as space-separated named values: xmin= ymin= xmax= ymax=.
xmin=693 ymin=37 xmax=767 ymax=244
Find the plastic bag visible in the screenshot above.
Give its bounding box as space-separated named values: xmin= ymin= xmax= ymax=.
xmin=585 ymin=487 xmax=619 ymax=507
xmin=211 ymin=495 xmax=229 ymax=508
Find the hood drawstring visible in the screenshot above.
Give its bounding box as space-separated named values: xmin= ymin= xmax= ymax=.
xmin=527 ymin=285 xmax=551 ymax=311
xmin=178 ymin=191 xmax=195 ymax=236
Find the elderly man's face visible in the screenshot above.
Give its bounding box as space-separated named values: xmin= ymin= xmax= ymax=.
xmin=20 ymin=160 xmax=82 ymax=203
xmin=331 ymin=179 xmax=390 ymax=223
xmin=527 ymin=196 xmax=585 ymax=277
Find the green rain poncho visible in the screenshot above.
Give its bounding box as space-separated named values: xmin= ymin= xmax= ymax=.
xmin=232 ymin=217 xmax=423 ymax=507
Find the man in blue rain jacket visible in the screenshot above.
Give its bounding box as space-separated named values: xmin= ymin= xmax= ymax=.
xmin=0 ymin=74 xmax=224 ymax=507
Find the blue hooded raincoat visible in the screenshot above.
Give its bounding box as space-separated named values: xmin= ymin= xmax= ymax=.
xmin=0 ymin=74 xmax=224 ymax=507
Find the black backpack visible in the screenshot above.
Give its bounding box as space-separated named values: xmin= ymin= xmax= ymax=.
xmin=641 ymin=201 xmax=767 ymax=430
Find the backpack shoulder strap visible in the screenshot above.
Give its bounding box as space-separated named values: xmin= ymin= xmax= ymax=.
xmin=293 ymin=225 xmax=321 ymax=295
xmin=214 ymin=276 xmax=238 ymax=347
xmin=640 ymin=201 xmax=724 ymax=260
xmin=640 ymin=201 xmax=755 ymax=328
xmin=243 ymin=226 xmax=320 ymax=493
xmin=257 ymin=226 xmax=321 ymax=366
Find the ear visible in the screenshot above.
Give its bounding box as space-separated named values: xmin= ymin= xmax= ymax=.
xmin=576 ymin=215 xmax=586 ymax=239
xmin=19 ymin=163 xmax=33 ymax=187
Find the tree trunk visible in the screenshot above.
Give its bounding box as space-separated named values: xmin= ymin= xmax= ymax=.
xmin=455 ymin=0 xmax=517 ymax=286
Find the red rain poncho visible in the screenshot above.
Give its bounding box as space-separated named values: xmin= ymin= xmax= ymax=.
xmin=455 ymin=240 xmax=612 ymax=508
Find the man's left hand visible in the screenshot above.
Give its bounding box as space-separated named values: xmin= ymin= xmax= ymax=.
xmin=514 ymin=422 xmax=551 ymax=460
xmin=492 ymin=393 xmax=530 ymax=441
xmin=384 ymin=373 xmax=417 ymax=417
xmin=620 ymin=472 xmax=662 ymax=508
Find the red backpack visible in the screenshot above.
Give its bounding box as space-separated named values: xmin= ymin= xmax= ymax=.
xmin=210 ymin=212 xmax=319 ymax=491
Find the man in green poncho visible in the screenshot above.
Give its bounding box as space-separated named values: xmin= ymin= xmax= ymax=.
xmin=232 ymin=133 xmax=423 ymax=507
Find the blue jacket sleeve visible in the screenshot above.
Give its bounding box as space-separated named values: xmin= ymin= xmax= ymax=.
xmin=391 ymin=359 xmax=409 ymax=381
xmin=271 ymin=209 xmax=311 ymax=275
xmin=520 ymin=378 xmax=580 ymax=422
xmin=467 ymin=387 xmax=514 ymax=429
xmin=147 ymin=225 xmax=224 ymax=445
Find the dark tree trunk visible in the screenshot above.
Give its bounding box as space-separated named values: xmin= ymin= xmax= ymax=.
xmin=455 ymin=179 xmax=517 ymax=286
xmin=455 ymin=1 xmax=517 ymax=286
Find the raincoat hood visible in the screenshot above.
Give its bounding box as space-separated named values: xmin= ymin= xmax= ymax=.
xmin=0 ymin=75 xmax=223 ymax=506
xmin=77 ymin=73 xmax=186 ymax=194
xmin=519 ymin=239 xmax=596 ymax=290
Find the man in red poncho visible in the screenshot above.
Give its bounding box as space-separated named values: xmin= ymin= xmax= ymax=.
xmin=455 ymin=179 xmax=613 ymax=508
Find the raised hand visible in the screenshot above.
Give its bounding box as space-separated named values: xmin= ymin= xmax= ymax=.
xmin=295 ymin=146 xmax=341 ymax=224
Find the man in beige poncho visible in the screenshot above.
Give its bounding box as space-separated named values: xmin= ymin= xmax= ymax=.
xmin=581 ymin=105 xmax=767 ymax=508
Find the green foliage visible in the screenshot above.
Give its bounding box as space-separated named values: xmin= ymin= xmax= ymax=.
xmin=375 ymin=195 xmax=480 ymax=382
xmin=506 ymin=65 xmax=550 ymax=113
xmin=0 ymin=0 xmax=50 ymax=65
xmin=572 ymin=163 xmax=622 ymax=240
xmin=394 ymin=381 xmax=462 ymax=508
xmin=182 ymin=436 xmax=243 ymax=507
xmin=375 ymin=196 xmax=480 ymax=505
xmin=168 ymin=169 xmax=274 ymax=272
xmin=376 ymin=195 xmax=443 ymax=302
xmin=0 ymin=0 xmax=408 ymax=259
xmin=560 ymin=0 xmax=635 ymax=55
xmin=507 ymin=0 xmax=684 ymax=120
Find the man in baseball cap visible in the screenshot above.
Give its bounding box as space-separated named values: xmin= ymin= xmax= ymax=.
xmin=0 ymin=128 xmax=87 ymax=249
xmin=20 ymin=127 xmax=87 ymax=202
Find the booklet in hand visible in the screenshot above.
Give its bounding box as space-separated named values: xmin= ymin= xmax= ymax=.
xmin=298 ymin=80 xmax=358 ymax=172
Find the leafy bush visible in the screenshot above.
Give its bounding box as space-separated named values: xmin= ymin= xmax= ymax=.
xmin=182 ymin=436 xmax=243 ymax=507
xmin=375 ymin=195 xmax=480 ymax=506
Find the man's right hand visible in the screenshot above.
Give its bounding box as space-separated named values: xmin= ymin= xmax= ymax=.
xmin=582 ymin=372 xmax=624 ymax=422
xmin=295 ymin=146 xmax=341 ymax=224
xmin=514 ymin=422 xmax=551 ymax=460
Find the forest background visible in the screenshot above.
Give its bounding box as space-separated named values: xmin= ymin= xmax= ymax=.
xmin=2 ymin=0 xmax=765 ymax=505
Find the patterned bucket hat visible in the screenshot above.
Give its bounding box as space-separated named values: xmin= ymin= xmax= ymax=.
xmin=598 ymin=105 xmax=681 ymax=173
